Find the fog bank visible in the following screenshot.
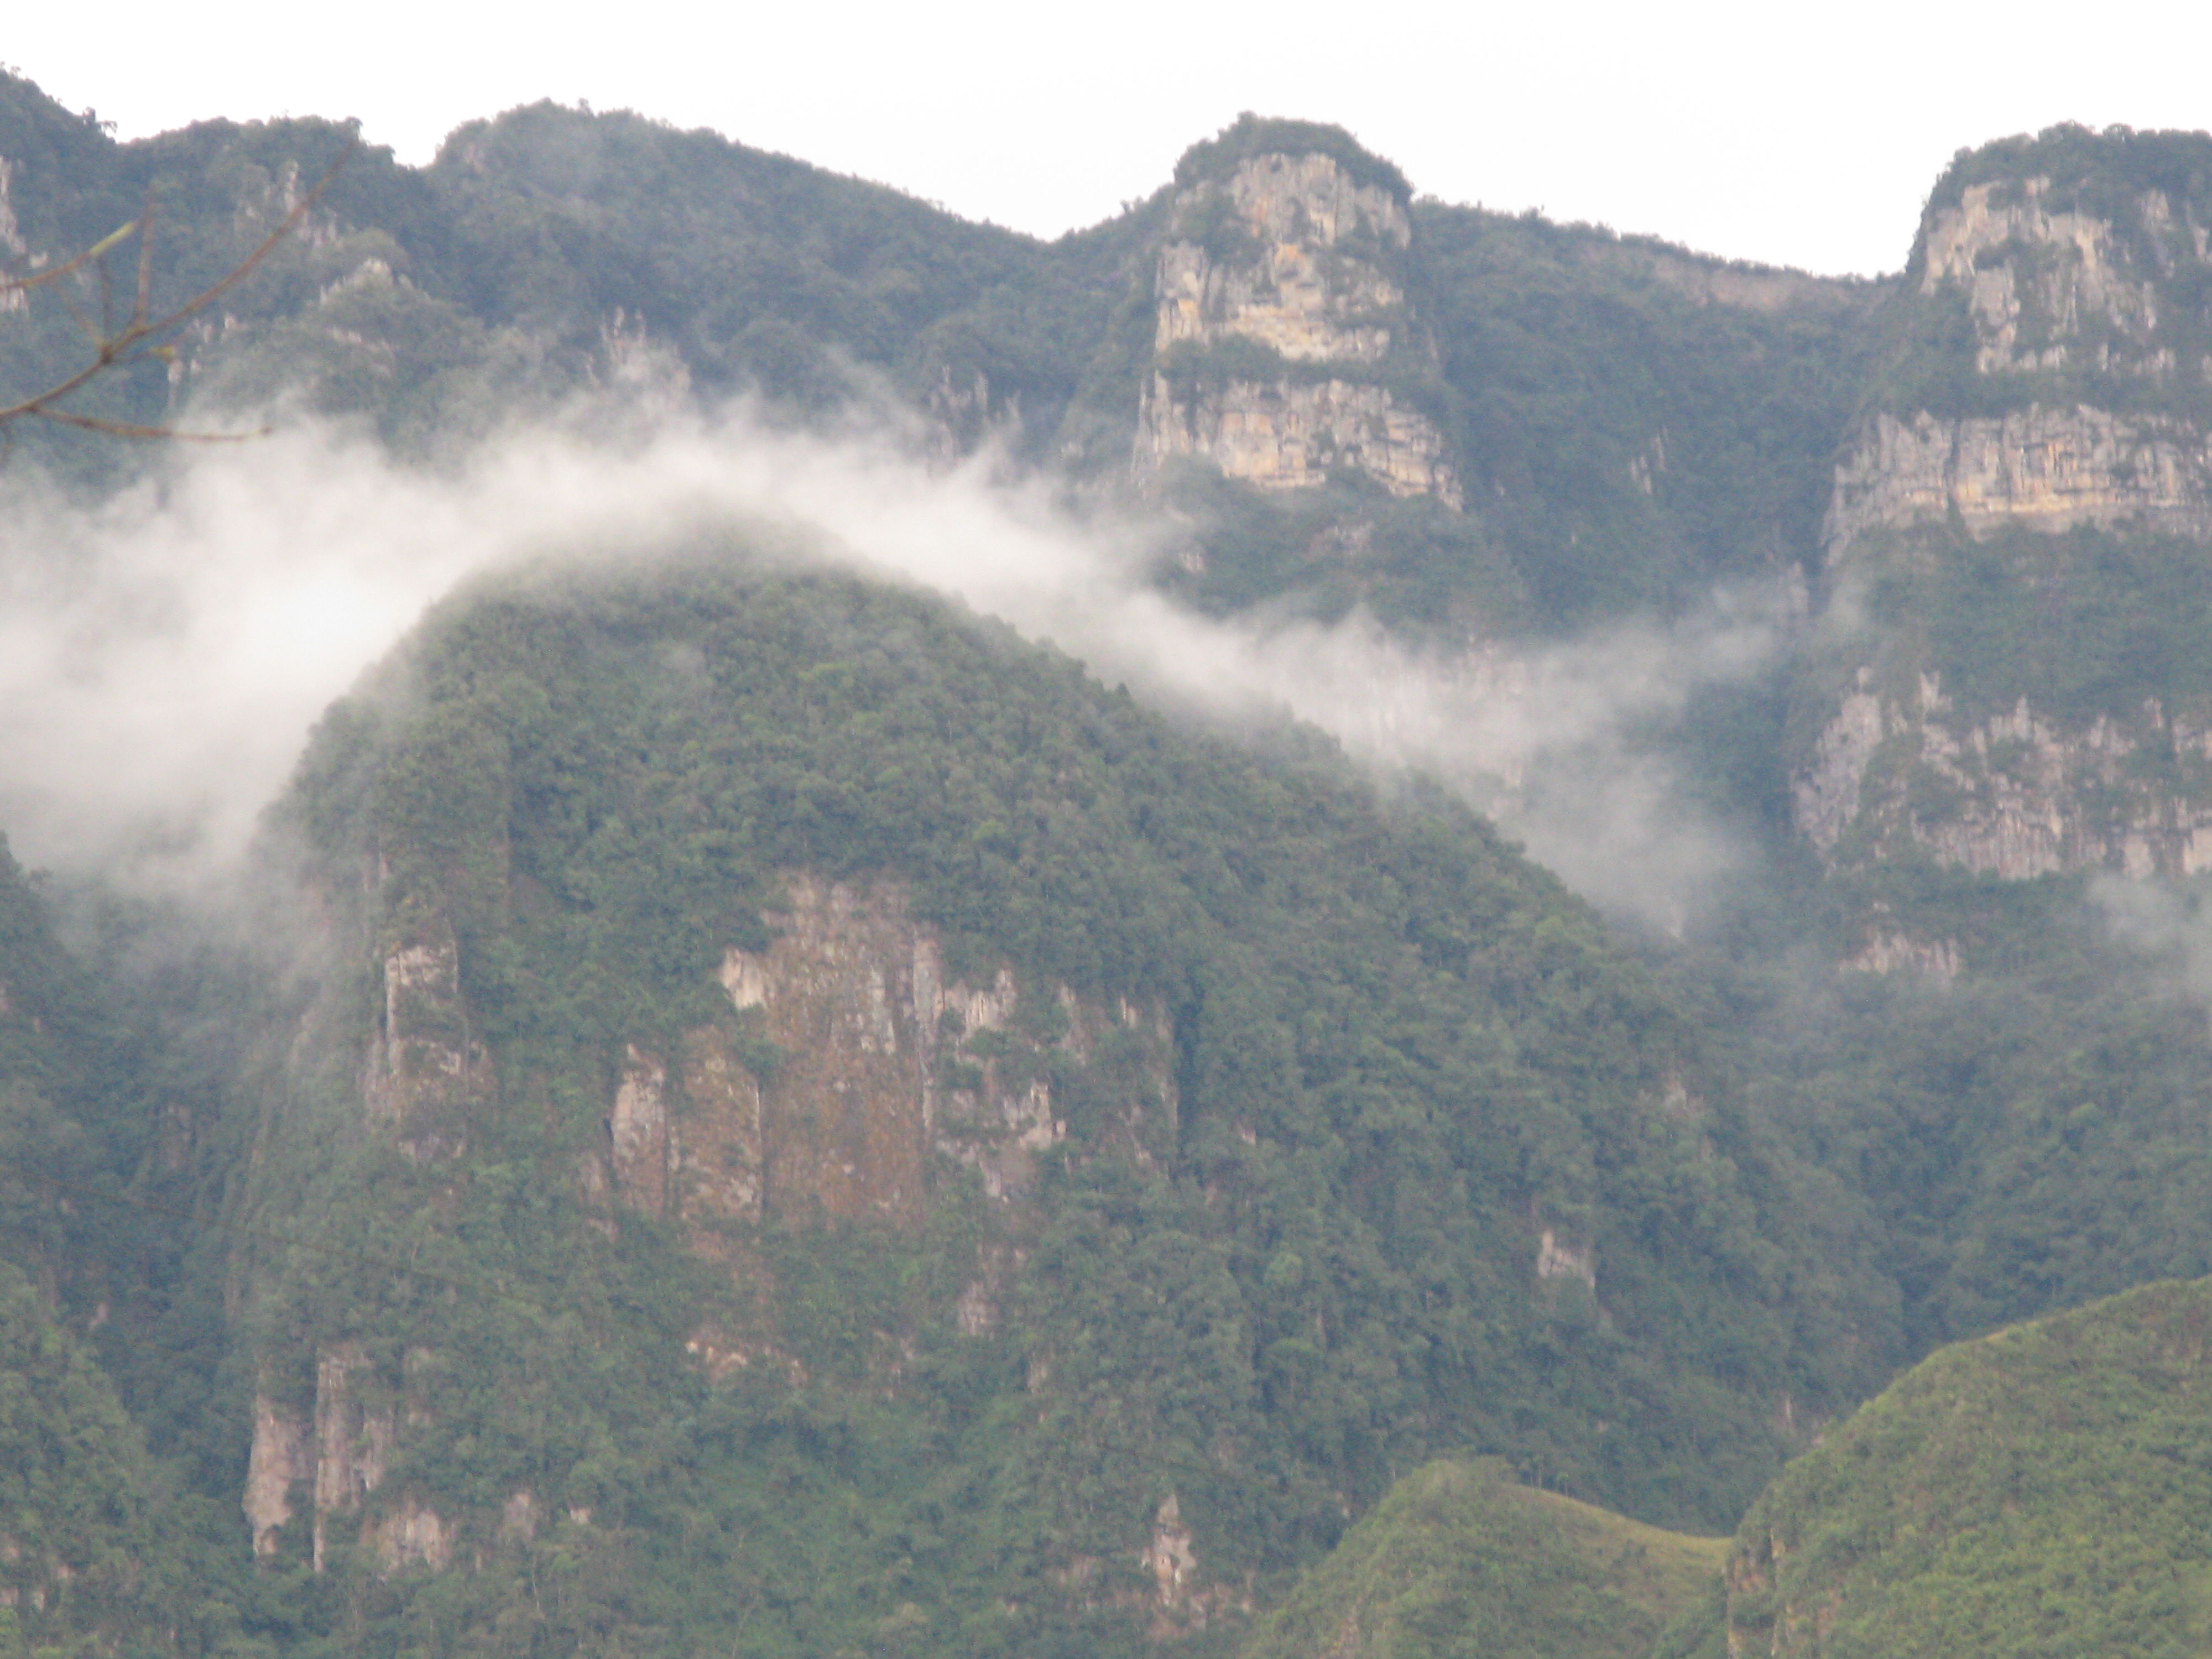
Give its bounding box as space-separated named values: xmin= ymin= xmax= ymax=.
xmin=0 ymin=409 xmax=1782 ymax=919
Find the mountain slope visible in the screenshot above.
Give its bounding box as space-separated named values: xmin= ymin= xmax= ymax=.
xmin=1241 ymin=1457 xmax=1724 ymax=1659
xmin=1675 ymin=1274 xmax=2212 ymax=1657
xmin=216 ymin=545 xmax=1867 ymax=1653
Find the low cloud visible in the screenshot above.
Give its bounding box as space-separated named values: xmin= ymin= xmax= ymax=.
xmin=0 ymin=406 xmax=1785 ymax=922
xmin=2090 ymin=875 xmax=2212 ymax=1005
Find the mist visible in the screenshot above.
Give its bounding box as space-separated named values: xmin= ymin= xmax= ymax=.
xmin=2090 ymin=875 xmax=2212 ymax=1010
xmin=0 ymin=406 xmax=1785 ymax=921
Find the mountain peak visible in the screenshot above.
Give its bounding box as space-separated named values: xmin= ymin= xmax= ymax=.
xmin=1171 ymin=112 xmax=1411 ymax=200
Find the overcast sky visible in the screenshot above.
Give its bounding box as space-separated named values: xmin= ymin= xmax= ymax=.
xmin=8 ymin=1 xmax=2210 ymax=276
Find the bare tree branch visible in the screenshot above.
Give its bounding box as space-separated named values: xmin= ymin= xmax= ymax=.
xmin=0 ymin=132 xmax=358 ymax=443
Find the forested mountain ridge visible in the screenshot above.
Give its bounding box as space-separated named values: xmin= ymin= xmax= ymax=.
xmin=1240 ymin=1456 xmax=1725 ymax=1659
xmin=7 ymin=59 xmax=2212 ymax=1659
xmin=207 ymin=552 xmax=1876 ymax=1652
xmin=0 ymin=77 xmax=1877 ymax=640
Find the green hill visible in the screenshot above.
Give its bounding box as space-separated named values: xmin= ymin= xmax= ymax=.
xmin=204 ymin=545 xmax=1866 ymax=1653
xmin=1242 ymin=1457 xmax=1724 ymax=1659
xmin=1673 ymin=1275 xmax=2212 ymax=1657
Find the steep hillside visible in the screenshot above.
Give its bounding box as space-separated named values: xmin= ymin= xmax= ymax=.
xmin=0 ymin=1260 xmax=180 ymax=1654
xmin=1 ymin=76 xmax=1877 ymax=656
xmin=0 ymin=72 xmax=1148 ymax=470
xmin=22 ymin=65 xmax=2212 ymax=1658
xmin=0 ymin=839 xmax=181 ymax=1352
xmin=1241 ymin=1457 xmax=1724 ymax=1659
xmin=1418 ymin=208 xmax=1882 ymax=633
xmin=1673 ymin=1275 xmax=2212 ymax=1657
xmin=214 ymin=546 xmax=1877 ymax=1653
xmin=1791 ymin=126 xmax=2212 ymax=883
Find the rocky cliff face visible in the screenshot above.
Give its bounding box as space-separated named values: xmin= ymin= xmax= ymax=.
xmin=1796 ymin=670 xmax=2212 ymax=879
xmin=1823 ymin=405 xmax=2212 ymax=552
xmin=1135 ymin=137 xmax=1460 ymax=505
xmin=1914 ymin=171 xmax=2209 ymax=383
xmin=588 ymin=870 xmax=1173 ymax=1234
xmin=251 ymin=863 xmax=1176 ymax=1562
xmin=245 ymin=1347 xmax=440 ymax=1575
xmin=1794 ymin=129 xmax=2212 ymax=880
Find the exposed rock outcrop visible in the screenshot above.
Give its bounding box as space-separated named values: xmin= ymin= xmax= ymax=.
xmin=311 ymin=1342 xmax=393 ymax=1572
xmin=244 ymin=1392 xmax=312 ymax=1558
xmin=244 ymin=1348 xmax=447 ymax=1577
xmin=363 ymin=917 xmax=489 ymax=1161
xmin=1795 ymin=131 xmax=2212 ymax=876
xmin=1917 ymin=174 xmax=2208 ymax=381
xmin=1796 ymin=671 xmax=2212 ymax=878
xmin=1840 ymin=928 xmax=1961 ymax=981
xmin=0 ymin=158 xmax=25 ymax=311
xmin=1136 ymin=1491 xmax=1250 ymax=1639
xmin=1135 ymin=136 xmax=1460 ymax=505
xmin=1824 ymin=404 xmax=2212 ymax=556
xmin=588 ymin=873 xmax=1177 ymax=1235
xmin=1536 ymin=1228 xmax=1597 ymax=1292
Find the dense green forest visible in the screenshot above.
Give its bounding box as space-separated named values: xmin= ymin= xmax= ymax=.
xmin=1669 ymin=1275 xmax=2212 ymax=1657
xmin=205 ymin=554 xmax=1866 ymax=1653
xmin=1242 ymin=1457 xmax=1724 ymax=1659
xmin=6 ymin=61 xmax=2212 ymax=1659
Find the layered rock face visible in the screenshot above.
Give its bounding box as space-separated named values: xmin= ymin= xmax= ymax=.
xmin=1824 ymin=405 xmax=2212 ymax=550
xmin=1794 ymin=130 xmax=2212 ymax=880
xmin=251 ymin=865 xmax=1175 ymax=1567
xmin=591 ymin=871 xmax=1174 ymax=1237
xmin=1798 ymin=671 xmax=2212 ymax=879
xmin=1135 ymin=140 xmax=1461 ymax=505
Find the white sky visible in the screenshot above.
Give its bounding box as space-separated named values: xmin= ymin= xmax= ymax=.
xmin=7 ymin=0 xmax=2210 ymax=276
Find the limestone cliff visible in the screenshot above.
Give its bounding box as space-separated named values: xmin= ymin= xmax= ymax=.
xmin=1824 ymin=404 xmax=2212 ymax=552
xmin=1134 ymin=121 xmax=1461 ymax=505
xmin=1793 ymin=128 xmax=2212 ymax=880
xmin=244 ymin=1347 xmax=440 ymax=1575
xmin=586 ymin=870 xmax=1175 ymax=1235
xmin=252 ymin=862 xmax=1176 ymax=1555
xmin=1797 ymin=670 xmax=2212 ymax=879
xmin=362 ymin=915 xmax=491 ymax=1161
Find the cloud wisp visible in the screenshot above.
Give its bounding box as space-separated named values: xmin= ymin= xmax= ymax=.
xmin=0 ymin=408 xmax=1785 ymax=919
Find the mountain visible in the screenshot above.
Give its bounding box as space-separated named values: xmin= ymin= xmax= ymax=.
xmin=1715 ymin=126 xmax=2212 ymax=1359
xmin=0 ymin=76 xmax=1876 ymax=645
xmin=1672 ymin=1274 xmax=2212 ymax=1657
xmin=11 ymin=59 xmax=2212 ymax=1658
xmin=206 ymin=549 xmax=1865 ymax=1652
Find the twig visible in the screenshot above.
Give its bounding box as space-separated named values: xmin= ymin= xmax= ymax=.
xmin=0 ymin=132 xmax=358 ymax=442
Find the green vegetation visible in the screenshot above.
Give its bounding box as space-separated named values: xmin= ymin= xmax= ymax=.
xmin=199 ymin=550 xmax=1870 ymax=1652
xmin=1674 ymin=1275 xmax=2212 ymax=1657
xmin=9 ymin=61 xmax=2212 ymax=1659
xmin=0 ymin=74 xmax=1148 ymax=474
xmin=1416 ymin=205 xmax=1881 ymax=631
xmin=1171 ymin=114 xmax=1412 ymax=201
xmin=1919 ymin=122 xmax=2212 ymax=253
xmin=1818 ymin=521 xmax=2212 ymax=725
xmin=1243 ymin=1458 xmax=1724 ymax=1659
xmin=0 ymin=1261 xmax=174 ymax=1653
xmin=1662 ymin=864 xmax=2212 ymax=1367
